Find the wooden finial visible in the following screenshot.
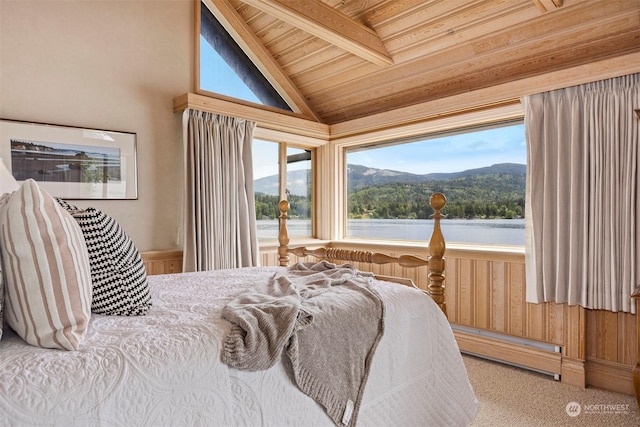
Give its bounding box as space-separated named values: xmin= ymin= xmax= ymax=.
xmin=278 ymin=200 xmax=290 ymax=266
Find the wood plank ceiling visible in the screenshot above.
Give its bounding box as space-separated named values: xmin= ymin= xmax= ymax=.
xmin=211 ymin=0 xmax=640 ymax=125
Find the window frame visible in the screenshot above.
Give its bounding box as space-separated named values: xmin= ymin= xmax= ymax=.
xmin=253 ymin=138 xmax=317 ymax=241
xmin=198 ymin=1 xmax=293 ymax=112
xmin=332 ymin=103 xmax=526 ymax=248
xmin=196 ymin=0 xmax=318 ymax=120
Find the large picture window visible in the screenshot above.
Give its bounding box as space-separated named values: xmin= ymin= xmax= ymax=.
xmin=345 ymin=121 xmax=526 ymax=245
xmin=253 ymin=140 xmax=313 ymax=241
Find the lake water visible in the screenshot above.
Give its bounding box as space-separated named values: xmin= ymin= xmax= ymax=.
xmin=258 ymin=218 xmax=525 ymax=246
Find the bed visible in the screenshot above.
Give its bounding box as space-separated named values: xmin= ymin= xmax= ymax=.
xmin=0 ymin=181 xmax=478 ymax=426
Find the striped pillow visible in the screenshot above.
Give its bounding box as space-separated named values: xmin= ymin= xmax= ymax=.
xmin=0 ymin=263 xmax=2 ymax=341
xmin=0 ymin=260 xmax=2 ymax=341
xmin=0 ymin=179 xmax=92 ymax=350
xmin=0 ymin=192 xmax=11 ymax=342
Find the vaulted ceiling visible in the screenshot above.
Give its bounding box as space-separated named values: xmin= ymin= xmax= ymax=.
xmin=203 ymin=0 xmax=640 ymax=125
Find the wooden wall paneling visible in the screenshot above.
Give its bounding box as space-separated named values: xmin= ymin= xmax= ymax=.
xmin=459 ymin=258 xmax=475 ymax=326
xmin=474 ymin=260 xmax=491 ymax=330
xmin=526 ymin=299 xmax=547 ymax=342
xmin=596 ymin=310 xmax=619 ymax=362
xmin=621 ymin=312 xmax=637 ymax=366
xmin=386 ymin=261 xmax=402 ymax=284
xmin=585 ymin=308 xmax=636 ymax=395
xmin=586 ymin=310 xmax=637 ymax=366
xmin=379 ymin=262 xmax=397 ymax=283
xmin=561 ymin=304 xmax=586 ymax=387
xmin=445 ymin=257 xmax=458 ymax=322
xmin=585 ymin=309 xmax=598 ymax=359
xmin=491 ymin=260 xmax=507 ymax=333
xmin=564 ymin=304 xmax=586 ymax=360
xmin=546 ymin=302 xmax=566 ymax=347
xmin=401 ymin=264 xmax=425 ymax=290
xmin=261 ymin=251 xmax=277 ymax=266
xmin=508 ymin=261 xmax=525 ymax=338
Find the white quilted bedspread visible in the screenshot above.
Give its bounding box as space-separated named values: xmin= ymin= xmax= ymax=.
xmin=0 ymin=267 xmax=478 ymax=426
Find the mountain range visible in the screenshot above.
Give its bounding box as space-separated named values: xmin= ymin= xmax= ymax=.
xmin=254 ymin=163 xmax=526 ymax=196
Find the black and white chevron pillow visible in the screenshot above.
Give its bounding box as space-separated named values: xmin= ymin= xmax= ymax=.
xmin=63 ymin=205 xmax=151 ymax=316
xmin=55 ymin=198 xmax=79 ymax=212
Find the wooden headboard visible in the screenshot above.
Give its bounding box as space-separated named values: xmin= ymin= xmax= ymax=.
xmin=277 ymin=193 xmax=448 ymax=316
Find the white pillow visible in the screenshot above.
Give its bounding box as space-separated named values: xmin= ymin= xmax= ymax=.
xmin=0 ymin=179 xmax=92 ymax=350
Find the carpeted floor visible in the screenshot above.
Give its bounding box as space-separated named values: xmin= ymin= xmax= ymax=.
xmin=463 ymin=354 xmax=640 ymax=426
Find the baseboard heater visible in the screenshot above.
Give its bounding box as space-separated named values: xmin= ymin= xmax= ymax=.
xmin=451 ymin=324 xmax=562 ymax=380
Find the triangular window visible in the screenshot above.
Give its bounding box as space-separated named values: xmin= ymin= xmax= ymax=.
xmin=200 ymin=3 xmax=292 ymax=111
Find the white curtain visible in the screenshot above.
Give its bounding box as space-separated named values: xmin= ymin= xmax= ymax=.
xmin=182 ymin=109 xmax=259 ymax=272
xmin=524 ymin=73 xmax=640 ymax=313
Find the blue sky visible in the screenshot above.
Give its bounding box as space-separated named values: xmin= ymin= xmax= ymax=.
xmin=200 ymin=36 xmax=261 ymax=104
xmin=201 ymin=37 xmax=526 ymax=178
xmin=347 ymin=123 xmax=526 ymax=174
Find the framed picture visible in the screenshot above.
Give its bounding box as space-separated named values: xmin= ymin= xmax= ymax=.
xmin=0 ymin=119 xmax=138 ymax=199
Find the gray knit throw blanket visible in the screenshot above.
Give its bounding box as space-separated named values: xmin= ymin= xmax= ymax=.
xmin=222 ymin=261 xmax=385 ymax=427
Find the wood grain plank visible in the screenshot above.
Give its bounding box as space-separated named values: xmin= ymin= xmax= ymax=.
xmin=603 ymin=310 xmax=621 ymax=362
xmin=311 ymin=5 xmax=640 ymax=122
xmin=621 ymin=311 xmax=637 ymax=366
xmin=378 ymin=1 xmax=536 ymax=61
xmin=526 ymin=299 xmax=545 ymax=341
xmin=445 ymin=257 xmax=459 ymax=322
xmin=474 ymin=260 xmax=490 ymax=330
xmin=458 ymin=258 xmax=474 ymax=326
xmin=546 ymin=301 xmax=565 ymax=346
xmin=491 ymin=260 xmax=506 ymax=333
xmin=508 ymin=262 xmax=524 ymax=337
xmin=316 ymin=27 xmax=640 ymax=123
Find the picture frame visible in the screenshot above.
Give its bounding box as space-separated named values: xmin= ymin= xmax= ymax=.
xmin=0 ymin=119 xmax=138 ymax=200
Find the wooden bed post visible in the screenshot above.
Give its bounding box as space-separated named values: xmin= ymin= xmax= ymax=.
xmin=278 ymin=200 xmax=290 ymax=267
xmin=428 ymin=193 xmax=447 ymax=316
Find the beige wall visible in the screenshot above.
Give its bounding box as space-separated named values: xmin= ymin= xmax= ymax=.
xmin=0 ymin=0 xmax=193 ymax=251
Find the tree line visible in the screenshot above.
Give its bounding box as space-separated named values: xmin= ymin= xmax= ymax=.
xmin=255 ymin=193 xmax=310 ymax=219
xmin=255 ymin=173 xmax=525 ymax=220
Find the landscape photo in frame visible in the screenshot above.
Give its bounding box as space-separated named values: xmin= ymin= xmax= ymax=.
xmin=0 ymin=119 xmax=137 ymax=199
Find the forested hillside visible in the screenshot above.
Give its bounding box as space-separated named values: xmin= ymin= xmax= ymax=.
xmin=254 ymin=163 xmax=526 ymax=220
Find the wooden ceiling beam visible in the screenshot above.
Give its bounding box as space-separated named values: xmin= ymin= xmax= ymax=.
xmin=531 ymin=0 xmax=563 ymax=13
xmin=242 ymin=0 xmax=393 ymax=66
xmin=201 ymin=0 xmax=321 ymax=121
